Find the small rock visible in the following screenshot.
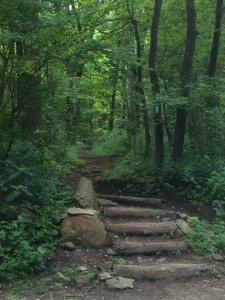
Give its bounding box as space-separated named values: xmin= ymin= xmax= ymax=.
xmin=67 ymin=208 xmax=99 ymax=216
xmin=147 ymin=257 xmax=154 ymax=262
xmin=178 ymin=212 xmax=188 ymax=220
xmin=106 ymin=248 xmax=116 ymax=256
xmin=137 ymin=257 xmax=143 ymax=263
xmin=157 ymin=257 xmax=167 ymax=263
xmin=116 ymin=258 xmax=127 ymax=264
xmin=104 ymin=261 xmax=113 ymax=270
xmin=214 ymin=272 xmax=223 ymax=279
xmin=75 ymin=273 xmax=96 ymax=287
xmin=176 ymin=219 xmax=192 ymax=234
xmin=213 ymin=254 xmax=224 ymax=262
xmin=98 ymin=199 xmax=119 ymax=207
xmin=106 ymin=277 xmax=134 ymax=289
xmin=55 ymin=272 xmax=71 ymax=283
xmin=78 ymin=266 xmax=88 ymax=272
xmin=64 ymin=241 xmax=76 ymax=250
xmin=175 ymin=229 xmax=183 ymax=238
xmin=98 ymin=272 xmax=112 ymax=281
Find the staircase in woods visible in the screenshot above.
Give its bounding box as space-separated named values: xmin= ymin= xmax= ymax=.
xmin=98 ymin=193 xmax=211 ymax=281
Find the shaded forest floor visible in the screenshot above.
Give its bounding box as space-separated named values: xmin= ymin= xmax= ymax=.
xmin=2 ymin=150 xmax=225 ymax=300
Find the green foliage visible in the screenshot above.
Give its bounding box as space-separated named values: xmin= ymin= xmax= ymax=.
xmin=187 ymin=217 xmax=225 ymax=256
xmin=206 ymin=168 xmax=225 ymax=216
xmin=0 ymin=205 xmax=61 ymax=281
xmin=0 ymin=140 xmax=76 ymax=281
xmin=92 ymin=129 xmax=128 ymax=157
xmin=187 ymin=217 xmax=216 ymax=255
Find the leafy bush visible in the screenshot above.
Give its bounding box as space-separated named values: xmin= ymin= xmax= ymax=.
xmin=187 ymin=217 xmax=225 ymax=256
xmin=0 ymin=141 xmax=76 ymax=280
xmin=92 ymin=129 xmax=128 ymax=157
xmin=206 ymin=168 xmax=225 ymax=216
xmin=187 ymin=217 xmax=216 ymax=255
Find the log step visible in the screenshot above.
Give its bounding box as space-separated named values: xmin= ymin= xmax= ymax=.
xmin=113 ymin=263 xmax=210 ymax=280
xmin=106 ymin=221 xmax=177 ymax=235
xmin=97 ymin=194 xmax=163 ymax=206
xmin=115 ymin=240 xmax=187 ymax=254
xmin=104 ymin=206 xmax=175 ymax=218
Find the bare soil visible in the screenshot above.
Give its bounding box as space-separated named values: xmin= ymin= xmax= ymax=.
xmin=2 ymin=150 xmax=225 ymax=300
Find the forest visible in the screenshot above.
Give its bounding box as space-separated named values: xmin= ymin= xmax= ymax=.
xmin=0 ymin=0 xmax=225 ymax=282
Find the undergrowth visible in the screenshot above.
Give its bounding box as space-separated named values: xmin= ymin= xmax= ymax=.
xmin=0 ymin=141 xmax=81 ymax=281
xmin=92 ymin=129 xmax=128 ymax=157
xmin=102 ymin=151 xmax=225 ymax=217
xmin=186 ymin=217 xmax=225 ymax=256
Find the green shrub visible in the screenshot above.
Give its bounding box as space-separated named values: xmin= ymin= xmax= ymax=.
xmin=187 ymin=217 xmax=216 ymax=255
xmin=0 ymin=141 xmax=75 ymax=280
xmin=92 ymin=129 xmax=128 ymax=157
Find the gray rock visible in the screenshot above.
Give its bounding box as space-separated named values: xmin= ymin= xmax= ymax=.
xmin=157 ymin=257 xmax=167 ymax=263
xmin=98 ymin=198 xmax=119 ymax=207
xmin=178 ymin=212 xmax=188 ymax=220
xmin=75 ymin=273 xmax=96 ymax=286
xmin=64 ymin=241 xmax=76 ymax=250
xmin=106 ymin=248 xmax=116 ymax=256
xmin=176 ymin=219 xmax=192 ymax=234
xmin=77 ymin=266 xmax=88 ymax=272
xmin=106 ymin=277 xmax=134 ymax=289
xmin=55 ymin=272 xmax=71 ymax=283
xmin=116 ymin=258 xmax=127 ymax=264
xmin=213 ymin=254 xmax=224 ymax=261
xmin=67 ymin=208 xmax=99 ymax=216
xmin=137 ymin=257 xmax=143 ymax=263
xmin=74 ymin=177 xmax=97 ymax=209
xmin=98 ymin=272 xmax=112 ymax=281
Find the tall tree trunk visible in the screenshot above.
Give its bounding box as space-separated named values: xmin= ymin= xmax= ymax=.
xmin=208 ymin=0 xmax=223 ymax=78
xmin=204 ymin=0 xmax=223 ymax=154
xmin=126 ymin=63 xmax=139 ymax=148
xmin=109 ymin=62 xmax=119 ymax=131
xmin=148 ymin=0 xmax=163 ymax=165
xmin=132 ymin=19 xmax=151 ymax=158
xmin=17 ymin=41 xmax=42 ymax=136
xmin=65 ymin=56 xmax=83 ymax=143
xmin=172 ymin=0 xmax=197 ymax=161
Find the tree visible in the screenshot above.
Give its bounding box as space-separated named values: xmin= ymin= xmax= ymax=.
xmin=148 ymin=0 xmax=163 ymax=165
xmin=172 ymin=0 xmax=198 ymax=161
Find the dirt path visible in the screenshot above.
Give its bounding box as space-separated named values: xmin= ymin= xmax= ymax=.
xmin=2 ymin=151 xmax=225 ymax=300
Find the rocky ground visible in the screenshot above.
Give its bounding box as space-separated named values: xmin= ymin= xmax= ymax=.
xmin=2 ymin=150 xmax=225 ymax=300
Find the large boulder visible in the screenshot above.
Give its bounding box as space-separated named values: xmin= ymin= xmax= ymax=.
xmin=61 ymin=215 xmax=108 ymax=248
xmin=74 ymin=177 xmax=98 ymax=209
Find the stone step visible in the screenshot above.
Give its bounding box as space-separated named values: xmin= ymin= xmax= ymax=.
xmin=106 ymin=221 xmax=177 ymax=235
xmin=113 ymin=263 xmax=210 ymax=281
xmin=97 ymin=194 xmax=163 ymax=206
xmin=104 ymin=206 xmax=175 ymax=218
xmin=114 ymin=240 xmax=187 ymax=254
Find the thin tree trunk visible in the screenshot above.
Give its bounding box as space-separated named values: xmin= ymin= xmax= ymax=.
xmin=172 ymin=0 xmax=197 ymax=161
xmin=148 ymin=0 xmax=163 ymax=165
xmin=109 ymin=62 xmax=119 ymax=131
xmin=132 ymin=19 xmax=151 ymax=158
xmin=208 ymin=0 xmax=223 ymax=78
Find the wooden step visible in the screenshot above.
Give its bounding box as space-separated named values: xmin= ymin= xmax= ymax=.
xmin=113 ymin=263 xmax=210 ymax=280
xmin=115 ymin=240 xmax=187 ymax=254
xmin=106 ymin=221 xmax=177 ymax=235
xmin=104 ymin=207 xmax=175 ymax=218
xmin=97 ymin=194 xmax=163 ymax=206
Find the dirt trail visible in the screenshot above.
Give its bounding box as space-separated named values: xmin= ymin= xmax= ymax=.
xmin=2 ymin=151 xmax=225 ymax=300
